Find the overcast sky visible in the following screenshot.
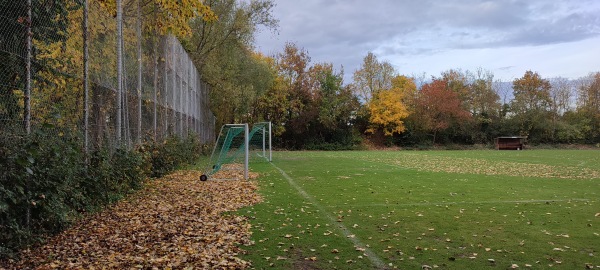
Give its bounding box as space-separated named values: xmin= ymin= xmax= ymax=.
xmin=253 ymin=0 xmax=600 ymax=83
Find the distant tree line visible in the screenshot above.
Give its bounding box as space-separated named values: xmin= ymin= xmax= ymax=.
xmin=197 ymin=33 xmax=599 ymax=148
xmin=175 ymin=0 xmax=600 ymax=149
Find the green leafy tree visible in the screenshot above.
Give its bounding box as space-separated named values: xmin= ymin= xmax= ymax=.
xmin=185 ymin=0 xmax=277 ymax=128
xmin=187 ymin=0 xmax=276 ymax=65
xmin=312 ymin=63 xmax=358 ymax=147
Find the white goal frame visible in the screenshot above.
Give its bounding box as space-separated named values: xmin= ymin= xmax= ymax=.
xmin=253 ymin=121 xmax=272 ymax=162
xmin=201 ymin=122 xmax=272 ymax=181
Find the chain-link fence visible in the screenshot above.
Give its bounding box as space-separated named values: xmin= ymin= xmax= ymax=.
xmin=0 ymin=0 xmax=215 ymax=152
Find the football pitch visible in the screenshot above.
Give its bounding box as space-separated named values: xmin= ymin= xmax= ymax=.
xmin=240 ymin=150 xmax=600 ymax=269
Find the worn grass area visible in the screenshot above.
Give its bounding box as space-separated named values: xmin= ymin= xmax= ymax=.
xmin=241 ymin=150 xmax=600 ymax=269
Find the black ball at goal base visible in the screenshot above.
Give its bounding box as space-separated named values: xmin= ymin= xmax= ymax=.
xmin=200 ymin=174 xmax=208 ymax=181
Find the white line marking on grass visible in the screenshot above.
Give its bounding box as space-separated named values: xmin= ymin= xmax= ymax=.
xmin=271 ymin=162 xmax=387 ymax=270
xmin=327 ymin=198 xmax=591 ymax=208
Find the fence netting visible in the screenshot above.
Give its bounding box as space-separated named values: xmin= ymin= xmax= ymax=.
xmin=0 ymin=0 xmax=215 ymax=151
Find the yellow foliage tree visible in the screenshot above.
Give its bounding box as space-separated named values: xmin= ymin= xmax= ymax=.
xmin=366 ymin=75 xmax=415 ymax=136
xmin=31 ymin=0 xmax=216 ymax=128
xmin=98 ymin=0 xmax=216 ymax=37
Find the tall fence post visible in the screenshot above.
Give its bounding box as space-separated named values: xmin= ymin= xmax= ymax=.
xmin=136 ymin=0 xmax=142 ymax=144
xmin=24 ymin=0 xmax=32 ymax=134
xmin=83 ymin=0 xmax=89 ymax=155
xmin=116 ymin=0 xmax=123 ymax=144
xmin=163 ymin=37 xmax=168 ymax=139
xmin=24 ymin=0 xmax=33 ymax=235
xmin=152 ymin=2 xmax=158 ymax=141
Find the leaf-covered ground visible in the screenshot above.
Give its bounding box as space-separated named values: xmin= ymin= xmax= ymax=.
xmin=346 ymin=151 xmax=600 ymax=179
xmin=1 ymin=170 xmax=262 ymax=269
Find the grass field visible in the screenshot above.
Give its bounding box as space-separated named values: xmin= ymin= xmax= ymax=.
xmin=238 ymin=150 xmax=600 ymax=269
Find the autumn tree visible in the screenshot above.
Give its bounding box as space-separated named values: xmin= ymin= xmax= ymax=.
xmin=441 ymin=68 xmax=500 ymax=115
xmin=468 ymin=69 xmax=500 ymax=115
xmin=467 ymin=69 xmax=500 ymax=142
xmin=277 ymin=42 xmax=315 ymax=134
xmin=513 ymin=71 xmax=552 ymax=111
xmin=413 ymin=69 xmax=500 ymax=144
xmin=549 ymin=77 xmax=574 ymax=116
xmin=0 ymin=0 xmax=70 ymax=129
xmin=576 ymin=72 xmax=600 ymax=142
xmin=184 ymin=0 xmax=277 ymax=128
xmin=263 ymin=45 xmax=359 ymax=149
xmin=255 ymin=49 xmax=359 ymax=149
xmin=412 ymin=78 xmax=472 ymax=144
xmin=255 ymin=53 xmax=289 ymax=136
xmin=441 ymin=69 xmax=470 ymax=109
xmin=187 ymin=0 xmax=276 ymax=66
xmin=511 ymin=71 xmax=552 ymax=141
xmin=366 ymin=75 xmax=413 ymax=136
xmin=543 ymin=77 xmax=577 ymax=142
xmin=98 ymin=0 xmax=216 ymax=37
xmin=351 ymin=52 xmax=395 ymax=103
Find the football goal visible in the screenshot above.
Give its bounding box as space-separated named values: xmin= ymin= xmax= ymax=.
xmin=200 ymin=122 xmax=272 ymax=181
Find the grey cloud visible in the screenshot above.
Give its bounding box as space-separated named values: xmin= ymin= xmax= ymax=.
xmin=254 ymin=0 xmax=600 ymax=80
xmin=506 ymin=12 xmax=600 ymax=46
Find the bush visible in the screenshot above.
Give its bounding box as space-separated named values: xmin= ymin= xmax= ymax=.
xmin=1 ymin=127 xmax=89 ymax=258
xmin=0 ymin=127 xmax=201 ymax=258
xmin=139 ymin=134 xmax=202 ymax=177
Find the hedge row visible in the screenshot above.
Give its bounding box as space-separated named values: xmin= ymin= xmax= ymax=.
xmin=0 ymin=126 xmax=205 ymax=258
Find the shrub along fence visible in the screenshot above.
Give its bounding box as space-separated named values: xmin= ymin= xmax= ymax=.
xmin=0 ymin=1 xmax=214 ymax=257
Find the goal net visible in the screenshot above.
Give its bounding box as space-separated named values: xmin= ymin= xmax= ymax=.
xmin=201 ymin=122 xmax=271 ymax=181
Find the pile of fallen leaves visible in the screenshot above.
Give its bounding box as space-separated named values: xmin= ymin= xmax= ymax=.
xmin=1 ymin=170 xmax=262 ymax=269
xmin=210 ymin=164 xmax=259 ymax=180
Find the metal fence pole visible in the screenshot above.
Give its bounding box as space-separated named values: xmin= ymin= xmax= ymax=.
xmin=116 ymin=0 xmax=123 ymax=144
xmin=24 ymin=0 xmax=32 ymax=134
xmin=136 ymin=0 xmax=142 ymax=144
xmin=24 ymin=0 xmax=33 ymax=233
xmin=83 ymin=0 xmax=89 ymax=154
xmin=163 ymin=37 xmax=168 ymax=139
xmin=171 ymin=39 xmax=176 ymax=136
xmin=152 ymin=3 xmax=158 ymax=141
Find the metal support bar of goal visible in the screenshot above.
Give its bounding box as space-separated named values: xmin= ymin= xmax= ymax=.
xmin=268 ymin=122 xmax=272 ymax=162
xmin=257 ymin=121 xmax=273 ymax=162
xmin=244 ymin=123 xmax=249 ymax=180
